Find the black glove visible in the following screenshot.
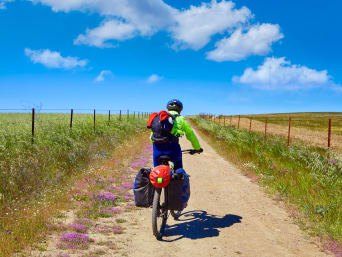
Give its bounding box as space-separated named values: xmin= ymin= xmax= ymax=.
xmin=190 ymin=148 xmax=203 ymax=155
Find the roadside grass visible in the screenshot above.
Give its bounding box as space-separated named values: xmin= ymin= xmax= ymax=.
xmin=0 ymin=114 xmax=147 ymax=256
xmin=191 ymin=116 xmax=342 ymax=245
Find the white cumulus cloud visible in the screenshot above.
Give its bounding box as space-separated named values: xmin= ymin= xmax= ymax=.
xmin=147 ymin=74 xmax=163 ymax=83
xmin=233 ymin=57 xmax=333 ymax=90
xmin=207 ymin=23 xmax=283 ymax=62
xmin=25 ymin=48 xmax=88 ymax=69
xmin=26 ymin=0 xmax=282 ymax=62
xmin=75 ymin=20 xmax=137 ymax=48
xmin=0 ymin=0 xmax=14 ymax=10
xmin=30 ymin=0 xmax=176 ymax=36
xmin=95 ymin=70 xmax=113 ymax=82
xmin=171 ymin=0 xmax=252 ymax=50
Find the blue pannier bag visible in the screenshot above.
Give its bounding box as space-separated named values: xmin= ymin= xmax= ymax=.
xmin=167 ymin=169 xmax=190 ymax=211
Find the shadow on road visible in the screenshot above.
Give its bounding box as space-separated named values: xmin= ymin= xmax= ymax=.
xmin=162 ymin=210 xmax=242 ymax=242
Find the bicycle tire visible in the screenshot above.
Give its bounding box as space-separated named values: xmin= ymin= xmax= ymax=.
xmin=152 ymin=188 xmax=168 ymax=239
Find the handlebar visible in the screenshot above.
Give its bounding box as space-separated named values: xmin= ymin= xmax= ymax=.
xmin=181 ymin=148 xmax=203 ymax=155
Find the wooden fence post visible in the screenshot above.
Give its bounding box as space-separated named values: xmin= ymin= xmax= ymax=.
xmin=224 ymin=116 xmax=226 ymax=126
xmin=230 ymin=115 xmax=232 ymax=126
xmin=287 ymin=117 xmax=292 ymax=147
xmin=93 ymin=109 xmax=96 ymax=132
xmin=134 ymin=111 xmax=135 ymax=119
xmin=264 ymin=119 xmax=268 ymax=143
xmin=249 ymin=117 xmax=252 ymax=133
xmin=70 ymin=109 xmax=73 ymax=129
xmin=328 ymin=118 xmax=332 ymax=148
xmin=119 ymin=110 xmax=122 ymax=121
xmin=31 ymin=108 xmax=35 ymax=144
xmin=238 ymin=115 xmax=240 ymax=129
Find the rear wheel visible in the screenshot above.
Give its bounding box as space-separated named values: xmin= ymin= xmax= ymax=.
xmin=152 ymin=188 xmax=168 ymax=239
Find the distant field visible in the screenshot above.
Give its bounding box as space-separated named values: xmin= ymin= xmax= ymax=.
xmin=242 ymin=112 xmax=342 ymax=135
xmin=211 ymin=112 xmax=342 ymax=151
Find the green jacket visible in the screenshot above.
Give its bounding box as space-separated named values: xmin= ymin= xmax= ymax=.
xmin=150 ymin=111 xmax=201 ymax=150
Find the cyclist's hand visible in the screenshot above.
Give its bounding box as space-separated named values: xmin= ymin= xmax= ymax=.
xmin=190 ymin=148 xmax=203 ymax=154
xmin=197 ymin=148 xmax=203 ymax=154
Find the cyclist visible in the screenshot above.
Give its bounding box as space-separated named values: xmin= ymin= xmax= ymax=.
xmin=151 ymin=99 xmax=203 ymax=170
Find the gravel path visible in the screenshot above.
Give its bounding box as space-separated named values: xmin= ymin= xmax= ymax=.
xmin=124 ymin=130 xmax=330 ymax=257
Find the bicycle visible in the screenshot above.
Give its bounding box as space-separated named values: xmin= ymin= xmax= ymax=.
xmin=152 ymin=149 xmax=202 ymax=240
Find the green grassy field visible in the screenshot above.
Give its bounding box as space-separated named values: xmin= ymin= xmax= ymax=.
xmin=0 ymin=112 xmax=146 ymax=214
xmin=192 ymin=116 xmax=342 ymax=246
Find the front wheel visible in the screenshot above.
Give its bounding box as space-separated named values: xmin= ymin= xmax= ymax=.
xmin=152 ymin=188 xmax=168 ymax=239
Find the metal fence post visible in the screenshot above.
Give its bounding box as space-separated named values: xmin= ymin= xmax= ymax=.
xmin=31 ymin=108 xmax=35 ymax=144
xmin=238 ymin=115 xmax=240 ymax=129
xmin=127 ymin=110 xmax=129 ymax=120
xmin=328 ymin=118 xmax=332 ymax=148
xmin=134 ymin=111 xmax=135 ymax=119
xmin=119 ymin=110 xmax=122 ymax=121
xmin=264 ymin=119 xmax=268 ymax=143
xmin=109 ymin=110 xmax=111 ymax=122
xmin=230 ymin=115 xmax=232 ymax=126
xmin=249 ymin=117 xmax=252 ymax=133
xmin=287 ymin=117 xmax=292 ymax=147
xmin=224 ymin=116 xmax=226 ymax=126
xmin=93 ymin=109 xmax=96 ymax=132
xmin=70 ymin=109 xmax=73 ymax=129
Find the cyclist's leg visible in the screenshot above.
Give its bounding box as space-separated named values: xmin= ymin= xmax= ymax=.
xmin=169 ymin=143 xmax=183 ymax=170
xmin=152 ymin=143 xmax=162 ymax=167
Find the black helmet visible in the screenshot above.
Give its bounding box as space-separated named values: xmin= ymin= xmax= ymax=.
xmin=166 ymin=99 xmax=183 ymax=113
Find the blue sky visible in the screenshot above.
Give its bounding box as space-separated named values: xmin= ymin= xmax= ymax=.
xmin=0 ymin=0 xmax=341 ymax=115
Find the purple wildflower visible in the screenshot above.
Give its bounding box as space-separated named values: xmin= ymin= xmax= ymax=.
xmin=112 ymin=207 xmax=122 ymax=214
xmin=330 ymin=159 xmax=337 ymax=165
xmin=97 ymin=192 xmax=118 ymax=202
xmin=121 ymin=183 xmax=133 ymax=189
xmin=323 ymin=238 xmax=342 ymax=257
xmin=113 ymin=225 xmax=122 ymax=234
xmin=60 ymin=232 xmax=89 ymax=243
xmin=74 ymin=218 xmax=93 ymax=226
xmin=104 ymin=178 xmax=116 ymax=183
xmin=101 ymin=207 xmax=122 ymax=214
xmin=95 ymin=224 xmax=112 ymax=234
xmin=56 ymin=254 xmax=70 ymax=257
xmin=106 ymin=185 xmax=121 ymax=191
xmin=69 ymin=223 xmax=87 ymax=233
xmin=58 ymin=232 xmax=92 ymax=249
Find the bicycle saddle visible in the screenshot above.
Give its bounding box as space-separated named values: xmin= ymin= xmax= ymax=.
xmin=158 ymin=155 xmax=172 ymax=164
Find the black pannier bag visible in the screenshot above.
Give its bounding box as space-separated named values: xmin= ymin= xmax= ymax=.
xmin=167 ymin=169 xmax=190 ymax=211
xmin=133 ymin=168 xmax=154 ymax=207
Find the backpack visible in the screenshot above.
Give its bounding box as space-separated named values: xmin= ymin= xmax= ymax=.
xmin=147 ymin=111 xmax=179 ymax=144
xmin=133 ymin=168 xmax=154 ymax=207
xmin=167 ymin=169 xmax=190 ymax=211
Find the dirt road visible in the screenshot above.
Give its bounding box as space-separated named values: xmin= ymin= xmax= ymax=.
xmin=124 ymin=132 xmax=329 ymax=257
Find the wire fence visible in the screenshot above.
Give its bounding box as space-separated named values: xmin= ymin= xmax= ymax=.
xmin=200 ymin=113 xmax=342 ymax=151
xmin=0 ymin=108 xmax=151 ymax=144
